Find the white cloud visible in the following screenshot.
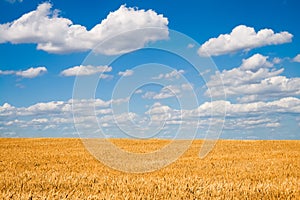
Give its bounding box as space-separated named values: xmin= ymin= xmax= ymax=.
xmin=16 ymin=83 xmax=25 ymax=88
xmin=234 ymin=97 xmax=300 ymax=115
xmin=234 ymin=76 xmax=300 ymax=98
xmin=99 ymin=74 xmax=113 ymax=79
xmin=118 ymin=69 xmax=134 ymax=77
xmin=0 ymin=103 xmax=15 ymax=117
xmin=207 ymin=54 xmax=283 ymax=88
xmin=0 ymin=3 xmax=169 ymax=55
xmin=0 ymin=66 xmax=47 ymax=78
xmin=185 ymin=97 xmax=300 ymax=119
xmin=0 ymin=98 xmax=125 ymax=136
xmin=223 ymin=117 xmax=280 ymax=130
xmin=240 ymin=53 xmax=273 ymax=71
xmin=71 ymin=98 xmax=110 ymax=109
xmin=205 ymin=54 xmax=300 ymax=101
xmin=110 ymin=97 xmax=130 ymax=105
xmin=198 ymin=25 xmax=293 ymax=56
xmin=153 ymin=91 xmax=175 ymax=100
xmin=26 ymin=101 xmax=65 ymax=114
xmin=142 ymin=91 xmax=157 ymax=99
xmin=134 ymin=89 xmax=143 ymax=94
xmin=0 ymin=70 xmax=15 ymax=75
xmin=60 ymin=65 xmax=112 ymax=76
xmin=142 ymin=84 xmax=192 ymax=100
xmin=187 ymin=43 xmax=195 ymax=48
xmin=154 ymin=85 xmax=181 ymax=99
xmin=31 ymin=118 xmax=49 ymax=124
xmin=4 ymin=119 xmax=24 ymax=126
xmin=146 ymin=102 xmax=173 ymax=115
xmin=265 ymin=122 xmax=280 ymax=128
xmin=292 ymin=54 xmax=300 ymax=63
xmin=237 ymin=95 xmax=260 ymax=103
xmin=272 ymin=57 xmax=282 ymax=64
xmin=145 ymin=97 xmax=300 ymax=131
xmin=181 ymin=83 xmax=194 ymax=91
xmin=15 ymin=67 xmax=47 ymax=78
xmin=152 ymin=69 xmax=184 ymax=80
xmin=144 ymin=102 xmax=181 ymax=125
xmin=5 ymin=0 xmax=23 ymax=3
xmin=1 ymin=97 xmax=300 ymax=137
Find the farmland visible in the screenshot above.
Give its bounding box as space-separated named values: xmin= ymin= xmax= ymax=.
xmin=0 ymin=138 xmax=299 ymax=199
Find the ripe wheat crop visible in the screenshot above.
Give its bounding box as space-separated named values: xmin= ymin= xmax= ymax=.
xmin=0 ymin=138 xmax=299 ymax=199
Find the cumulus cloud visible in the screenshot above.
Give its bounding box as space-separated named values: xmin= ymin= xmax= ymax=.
xmin=0 ymin=98 xmax=117 ymax=136
xmin=147 ymin=97 xmax=300 ymax=131
xmin=142 ymin=84 xmax=192 ymax=100
xmin=60 ymin=65 xmax=112 ymax=76
xmin=240 ymin=53 xmax=273 ymax=71
xmin=0 ymin=66 xmax=47 ymax=78
xmin=142 ymin=91 xmax=157 ymax=99
xmin=145 ymin=102 xmax=175 ymax=122
xmin=1 ymin=96 xmax=300 ymax=137
xmin=15 ymin=67 xmax=47 ymax=78
xmin=292 ymin=54 xmax=300 ymax=63
xmin=152 ymin=69 xmax=184 ymax=80
xmin=207 ymin=54 xmax=283 ymax=88
xmin=206 ymin=54 xmax=300 ymax=101
xmin=224 ymin=117 xmax=280 ymax=130
xmin=235 ymin=76 xmax=300 ymax=97
xmin=25 ymin=101 xmax=69 ymax=115
xmin=198 ymin=25 xmax=293 ymax=56
xmin=118 ymin=69 xmax=134 ymax=77
xmin=153 ymin=85 xmax=181 ymax=99
xmin=193 ymin=97 xmax=300 ymax=117
xmin=0 ymin=3 xmax=169 ymax=55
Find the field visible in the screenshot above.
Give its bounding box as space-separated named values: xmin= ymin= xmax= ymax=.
xmin=0 ymin=139 xmax=299 ymax=199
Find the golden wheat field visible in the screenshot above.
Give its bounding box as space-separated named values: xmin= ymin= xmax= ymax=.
xmin=0 ymin=138 xmax=299 ymax=199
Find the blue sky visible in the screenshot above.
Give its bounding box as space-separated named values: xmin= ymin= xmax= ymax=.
xmin=0 ymin=0 xmax=299 ymax=139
